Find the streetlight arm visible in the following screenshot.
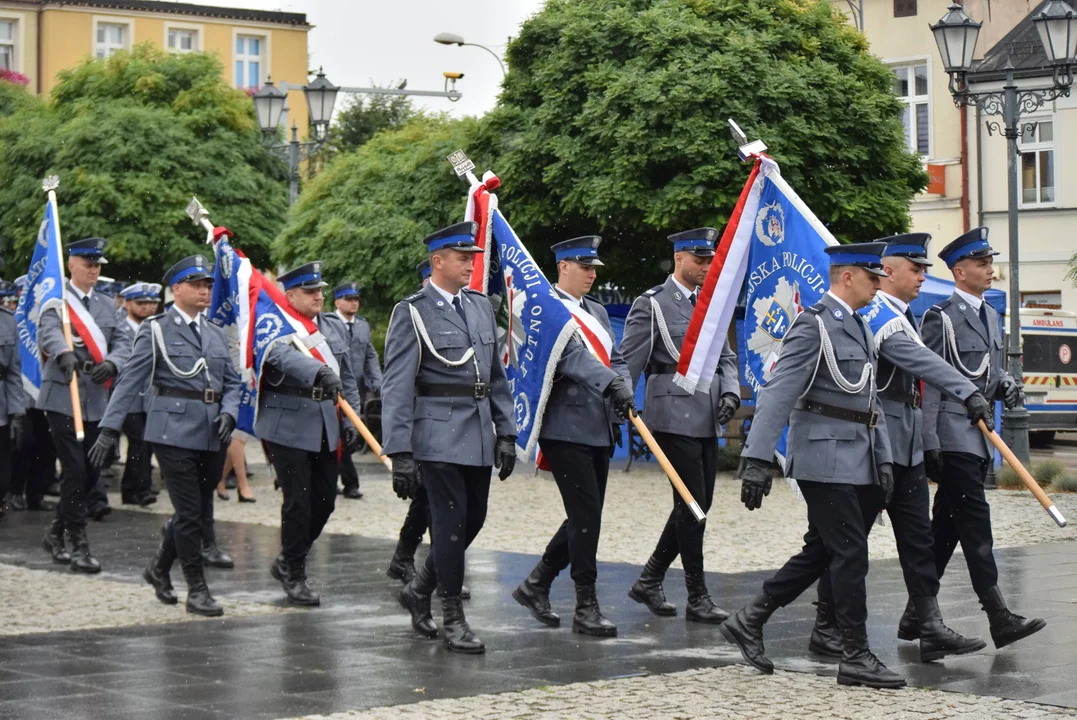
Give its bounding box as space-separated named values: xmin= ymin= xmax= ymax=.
xmin=462 ymin=42 xmax=507 ymax=77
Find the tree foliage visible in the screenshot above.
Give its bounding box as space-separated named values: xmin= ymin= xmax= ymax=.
xmin=326 ymin=85 xmax=416 ymax=155
xmin=0 ymin=44 xmax=287 ymax=282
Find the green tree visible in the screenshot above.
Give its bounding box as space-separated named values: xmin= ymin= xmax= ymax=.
xmin=0 ymin=44 xmax=287 ymax=281
xmin=490 ymin=0 xmax=928 ymax=292
xmin=328 ymin=85 xmax=416 ymax=154
xmin=275 ymin=115 xmax=483 ymax=333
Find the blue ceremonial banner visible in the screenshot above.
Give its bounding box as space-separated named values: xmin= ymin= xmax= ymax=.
xmin=485 ymin=206 xmax=578 ymax=459
xmin=738 ymin=162 xmax=837 ymax=466
xmin=16 ymin=196 xmax=65 ymax=402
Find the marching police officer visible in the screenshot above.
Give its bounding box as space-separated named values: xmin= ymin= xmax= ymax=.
xmin=384 ymin=222 xmax=517 ymax=654
xmin=720 ymin=243 xmax=906 ymax=689
xmin=90 ymin=256 xmax=240 ymax=616
xmin=512 ymin=236 xmax=635 ymax=637
xmin=116 ymin=282 xmax=161 ymax=507
xmin=331 ymin=281 xmax=383 ymax=500
xmin=620 ymin=228 xmax=740 ymax=623
xmin=39 ymin=238 xmax=132 ymax=572
xmin=0 ymin=280 xmax=26 ymax=521
xmin=262 ymin=261 xmax=362 ymax=606
xmin=918 ymin=227 xmax=1046 ymax=648
xmin=807 ymin=235 xmax=988 ymax=663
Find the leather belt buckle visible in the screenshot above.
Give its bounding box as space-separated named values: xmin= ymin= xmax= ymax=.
xmin=203 ymin=389 xmax=217 ymax=404
xmin=868 ymin=409 xmax=880 ymax=429
xmin=473 ymin=383 xmax=489 ymax=400
xmin=311 ymin=386 xmax=324 ymax=401
xmin=81 ymin=361 xmax=95 ymax=373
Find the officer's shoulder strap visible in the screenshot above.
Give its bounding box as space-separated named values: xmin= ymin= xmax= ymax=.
xmin=804 ymin=304 xmax=823 ymax=316
xmin=146 ymin=312 xmax=168 ymax=323
xmin=320 ymin=311 xmax=344 ymax=326
xmin=641 ymin=284 xmax=664 ymax=298
xmin=403 ymin=290 xmax=424 ymax=303
xmin=934 ymin=298 xmax=953 ymax=311
xmin=462 ymin=287 xmax=486 ymax=297
xmin=0 ymin=307 xmax=12 ymax=317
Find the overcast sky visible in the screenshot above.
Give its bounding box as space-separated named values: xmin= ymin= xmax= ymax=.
xmin=187 ymin=0 xmax=546 ymax=118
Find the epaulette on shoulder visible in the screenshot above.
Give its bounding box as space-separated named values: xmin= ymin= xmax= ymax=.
xmin=320 ymin=311 xmax=343 ymax=325
xmin=403 ymin=291 xmax=424 ymax=303
xmin=146 ymin=312 xmax=168 ymax=322
xmin=804 ymin=305 xmax=823 ymax=315
xmin=462 ymin=287 xmax=485 ymax=296
xmin=642 ymin=285 xmax=664 ymax=298
xmin=584 ymin=294 xmax=600 ymax=304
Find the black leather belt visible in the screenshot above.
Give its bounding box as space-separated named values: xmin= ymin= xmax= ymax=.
xmin=879 ymin=387 xmax=921 ymax=408
xmin=647 ymin=363 xmax=677 ymax=375
xmin=80 ymin=360 xmax=96 ymax=373
xmin=796 ymin=399 xmax=879 ymax=428
xmin=417 ymin=383 xmax=489 ymax=400
xmin=266 ymin=385 xmax=329 ymax=401
xmin=156 ymin=387 xmax=221 ymax=404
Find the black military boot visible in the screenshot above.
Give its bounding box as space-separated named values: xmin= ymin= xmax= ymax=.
xmin=512 ymin=559 xmax=560 ymax=627
xmin=441 ymin=595 xmax=485 ymax=654
xmin=43 ymin=518 xmax=71 ymax=564
xmin=182 ymin=565 xmax=223 ymax=617
xmin=837 ymin=626 xmax=906 ymax=688
xmin=398 ymin=562 xmax=438 ymax=638
xmin=386 ymin=540 xmax=417 ymax=584
xmin=66 ymin=527 xmax=101 ymax=574
xmin=897 ymin=597 xmax=919 ymax=641
xmin=573 ymin=584 xmax=617 ymax=637
xmin=143 ymin=534 xmax=178 ymax=605
xmin=684 ymin=572 xmax=728 ymax=625
xmin=718 ymin=592 xmax=779 ymax=674
xmin=201 ymin=542 xmax=234 ymax=569
xmin=979 ymin=586 xmax=1046 ymax=649
xmin=282 ymin=556 xmax=320 ymax=606
xmin=628 ymin=555 xmax=676 ymax=617
xmin=808 ymin=600 xmax=843 ymax=657
xmin=913 ymin=596 xmax=986 ymax=662
xmin=270 ymin=554 xmax=287 ymax=585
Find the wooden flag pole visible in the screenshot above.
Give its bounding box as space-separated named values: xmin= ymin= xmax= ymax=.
xmin=43 ymin=177 xmax=84 ymax=441
xmin=978 ymin=419 xmax=1067 ymax=528
xmin=185 ymin=197 xmax=390 ymax=472
xmin=630 ymin=412 xmax=706 ymax=523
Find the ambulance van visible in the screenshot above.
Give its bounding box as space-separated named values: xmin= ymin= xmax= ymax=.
xmin=1020 ymin=307 xmax=1077 ymax=446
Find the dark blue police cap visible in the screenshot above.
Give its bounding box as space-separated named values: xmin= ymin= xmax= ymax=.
xmin=66 ymin=237 xmax=108 ymax=264
xmin=333 ymin=281 xmax=360 ymax=300
xmin=163 ymin=254 xmax=214 ymax=286
xmin=551 ymin=236 xmax=603 ymax=267
xmin=94 ymin=279 xmax=116 ymax=297
xmin=417 ymin=258 xmax=431 ymax=281
xmin=824 ymin=242 xmax=888 ymax=277
xmin=881 ymin=233 xmax=933 ymax=266
xmin=938 ymin=227 xmax=998 ymax=269
xmin=121 ymin=282 xmax=162 ymax=301
xmin=279 ymin=261 xmax=327 ymax=290
xmin=0 ymin=281 xmax=15 ymax=298
xmin=668 ymin=228 xmax=718 ymax=257
xmin=424 ymin=222 xmax=482 ymax=253
xmin=14 ymin=275 xmax=27 ymax=290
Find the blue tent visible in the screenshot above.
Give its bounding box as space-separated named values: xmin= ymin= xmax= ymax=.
xmin=909 ymin=274 xmax=1007 ymax=323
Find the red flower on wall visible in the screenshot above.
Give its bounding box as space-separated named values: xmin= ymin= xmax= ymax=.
xmin=0 ymin=69 xmax=30 ymax=87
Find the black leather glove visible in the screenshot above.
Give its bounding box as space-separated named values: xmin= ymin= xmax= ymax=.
xmin=213 ymin=412 xmax=235 ymax=446
xmin=390 ymin=453 xmax=419 ymax=500
xmin=494 ymin=435 xmax=517 ymax=480
xmin=10 ymin=414 xmax=25 ymax=451
xmin=964 ymin=391 xmax=992 ymax=427
xmin=55 ymin=351 xmax=78 ymax=383
xmin=342 ymin=425 xmax=361 ymax=454
xmin=89 ymin=360 xmax=117 ymax=384
xmin=738 ymin=456 xmax=773 ymax=511
xmin=604 ymin=376 xmax=636 ymax=419
xmin=314 ymin=366 xmax=343 ymax=400
xmin=925 ymin=449 xmax=944 ymax=483
xmin=716 ymin=392 xmax=740 ymax=426
xmin=609 ymin=424 xmax=623 ymax=458
xmin=88 ymin=427 xmax=120 ymax=469
xmin=877 ymin=462 xmax=895 ymax=508
xmin=1000 ymin=377 xmax=1024 ymax=410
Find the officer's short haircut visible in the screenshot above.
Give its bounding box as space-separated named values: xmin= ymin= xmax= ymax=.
xmin=828 ymin=265 xmax=849 ymax=284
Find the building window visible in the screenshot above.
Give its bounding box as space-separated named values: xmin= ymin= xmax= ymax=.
xmin=235 ymin=35 xmax=264 ymax=89
xmin=168 ymin=28 xmax=198 ymax=53
xmin=1019 ymin=121 xmax=1055 ymax=206
xmin=95 ymin=22 xmax=128 ymax=58
xmin=892 ymin=63 xmax=929 ymax=156
xmin=0 ymin=20 xmax=15 ymax=70
xmin=894 ymin=0 xmax=917 ymax=17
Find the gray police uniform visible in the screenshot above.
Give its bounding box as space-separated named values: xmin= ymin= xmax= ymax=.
xmin=118 ymin=290 xmax=158 ymax=505
xmin=39 ymin=280 xmax=132 ymax=528
xmin=743 ymin=291 xmax=891 ymax=632
xmin=381 ymin=280 xmax=516 ymax=596
xmin=100 ymin=305 xmax=241 ymax=575
xmin=0 ymin=307 xmax=26 ymax=504
xmin=620 ymin=275 xmax=739 ymax=580
xmin=333 ymin=289 xmax=383 ymax=496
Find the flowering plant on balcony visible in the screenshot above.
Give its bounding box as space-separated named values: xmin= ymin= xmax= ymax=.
xmin=0 ymin=69 xmax=30 ymax=87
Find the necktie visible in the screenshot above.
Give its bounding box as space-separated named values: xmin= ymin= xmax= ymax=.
xmin=905 ymin=308 xmax=916 ymax=327
xmin=347 ymin=322 xmax=353 ymax=339
xmin=81 ymin=295 xmax=91 ymax=311
xmin=189 ymin=320 xmax=200 ymax=342
xmin=978 ymin=303 xmax=989 ymax=330
xmin=689 ymin=291 xmax=697 ymax=307
xmin=452 ymin=296 xmax=469 ymax=332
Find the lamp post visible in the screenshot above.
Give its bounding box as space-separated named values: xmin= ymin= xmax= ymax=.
xmin=433 ymin=32 xmax=507 ymax=77
xmin=932 ymin=1 xmax=1077 ymax=465
xmin=252 ymin=68 xmax=339 ymax=205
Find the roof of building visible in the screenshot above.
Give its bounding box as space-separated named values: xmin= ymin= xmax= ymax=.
xmin=971 ymin=0 xmax=1054 ymax=79
xmin=36 ymin=0 xmax=308 ymax=27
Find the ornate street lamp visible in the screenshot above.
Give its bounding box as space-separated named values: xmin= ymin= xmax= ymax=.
xmin=252 ymin=78 xmax=287 ymax=133
xmin=303 ymin=67 xmax=339 ymax=142
xmin=932 ymin=1 xmax=1077 ymax=465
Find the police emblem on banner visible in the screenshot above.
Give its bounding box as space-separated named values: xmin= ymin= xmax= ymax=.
xmin=755 ymin=201 xmax=785 ymax=247
xmin=746 ymin=277 xmax=801 ymax=383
